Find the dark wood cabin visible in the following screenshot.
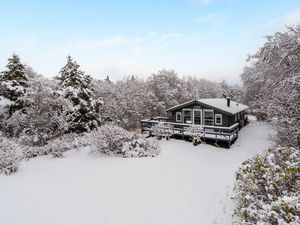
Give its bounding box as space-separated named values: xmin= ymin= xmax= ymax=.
xmin=166 ymin=98 xmax=249 ymax=128
xmin=141 ymin=98 xmax=249 ymax=148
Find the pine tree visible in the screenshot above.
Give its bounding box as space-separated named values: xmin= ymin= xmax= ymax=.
xmin=0 ymin=54 xmax=28 ymax=117
xmin=104 ymin=75 xmax=111 ymax=83
xmin=56 ymin=56 xmax=102 ymax=133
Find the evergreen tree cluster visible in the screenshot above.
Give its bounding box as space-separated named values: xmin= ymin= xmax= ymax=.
xmin=0 ymin=55 xmax=102 ymax=145
xmin=56 ymin=56 xmax=102 ymax=133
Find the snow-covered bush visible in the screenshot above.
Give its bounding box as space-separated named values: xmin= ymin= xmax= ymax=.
xmin=21 ymin=133 xmax=90 ymax=159
xmin=44 ymin=133 xmax=91 ymax=158
xmin=91 ymin=124 xmax=160 ymax=157
xmin=43 ymin=137 xmax=69 ymax=158
xmin=22 ymin=146 xmax=46 ymax=159
xmin=122 ymin=133 xmax=160 ymax=157
xmin=233 ymin=146 xmax=300 ymax=225
xmin=151 ymin=123 xmax=173 ymax=140
xmin=186 ymin=125 xmax=204 ymax=145
xmin=0 ymin=136 xmax=23 ymax=175
xmin=90 ymin=124 xmax=130 ymax=156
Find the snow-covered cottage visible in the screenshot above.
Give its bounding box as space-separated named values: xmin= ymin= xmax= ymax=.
xmin=166 ymin=98 xmax=249 ymax=127
xmin=141 ymin=98 xmax=249 ymax=147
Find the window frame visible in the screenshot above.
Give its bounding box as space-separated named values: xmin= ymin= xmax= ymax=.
xmin=203 ymin=109 xmax=214 ymax=126
xmin=193 ymin=109 xmax=202 ymax=125
xmin=176 ymin=112 xmax=182 ymax=122
xmin=215 ymin=114 xmax=222 ymax=125
xmin=182 ymin=108 xmax=192 ymax=124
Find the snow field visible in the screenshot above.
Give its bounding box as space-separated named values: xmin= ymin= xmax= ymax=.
xmin=0 ymin=119 xmax=275 ymax=225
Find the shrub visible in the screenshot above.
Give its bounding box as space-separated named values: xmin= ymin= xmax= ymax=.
xmin=186 ymin=125 xmax=204 ymax=145
xmin=22 ymin=133 xmax=91 ymax=159
xmin=90 ymin=124 xmax=130 ymax=156
xmin=0 ymin=136 xmax=23 ymax=175
xmin=151 ymin=123 xmax=173 ymax=140
xmin=44 ymin=133 xmax=91 ymax=158
xmin=91 ymin=124 xmax=160 ymax=157
xmin=122 ymin=133 xmax=160 ymax=157
xmin=22 ymin=146 xmax=46 ymax=159
xmin=233 ymin=146 xmax=300 ymax=225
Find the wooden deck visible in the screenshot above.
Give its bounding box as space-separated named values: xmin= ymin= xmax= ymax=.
xmin=141 ymin=117 xmax=240 ymax=147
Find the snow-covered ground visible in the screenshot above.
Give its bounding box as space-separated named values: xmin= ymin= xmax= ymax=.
xmin=0 ymin=118 xmax=275 ymax=225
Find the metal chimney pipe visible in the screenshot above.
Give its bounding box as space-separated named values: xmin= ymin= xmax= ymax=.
xmin=227 ymin=97 xmax=230 ymax=107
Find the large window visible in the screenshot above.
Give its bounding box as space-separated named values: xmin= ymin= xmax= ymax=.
xmin=215 ymin=114 xmax=222 ymax=125
xmin=176 ymin=112 xmax=182 ymax=122
xmin=183 ymin=109 xmax=192 ymax=124
xmin=204 ymin=110 xmax=214 ymax=126
xmin=193 ymin=109 xmax=202 ymax=125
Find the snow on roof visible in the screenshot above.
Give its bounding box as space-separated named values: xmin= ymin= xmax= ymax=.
xmin=198 ymin=98 xmax=249 ymax=114
xmin=166 ymin=98 xmax=249 ymax=115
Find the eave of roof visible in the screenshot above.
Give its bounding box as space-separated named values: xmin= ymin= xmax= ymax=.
xmin=166 ymin=99 xmax=249 ymax=115
xmin=166 ymin=99 xmax=198 ymax=112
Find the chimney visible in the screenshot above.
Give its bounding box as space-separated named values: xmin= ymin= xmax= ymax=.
xmin=227 ymin=97 xmax=231 ymax=107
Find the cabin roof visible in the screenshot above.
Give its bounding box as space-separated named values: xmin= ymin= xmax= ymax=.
xmin=166 ymin=98 xmax=249 ymax=115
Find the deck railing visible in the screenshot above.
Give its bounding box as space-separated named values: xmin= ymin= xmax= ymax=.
xmin=141 ymin=117 xmax=239 ymax=144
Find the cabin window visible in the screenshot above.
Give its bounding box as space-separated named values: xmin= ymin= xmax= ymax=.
xmin=235 ymin=114 xmax=238 ymax=122
xmin=183 ymin=109 xmax=192 ymax=124
xmin=237 ymin=112 xmax=240 ymax=120
xmin=193 ymin=109 xmax=202 ymax=125
xmin=215 ymin=114 xmax=222 ymax=125
xmin=204 ymin=110 xmax=214 ymax=126
xmin=176 ymin=112 xmax=182 ymax=122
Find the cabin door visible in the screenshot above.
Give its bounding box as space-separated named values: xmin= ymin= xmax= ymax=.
xmin=193 ymin=109 xmax=202 ymax=125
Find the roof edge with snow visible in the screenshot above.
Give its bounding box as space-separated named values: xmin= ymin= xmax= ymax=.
xmin=166 ymin=98 xmax=249 ymax=115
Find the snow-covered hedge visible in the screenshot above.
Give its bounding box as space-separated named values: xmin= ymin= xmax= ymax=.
xmin=45 ymin=133 xmax=90 ymax=158
xmin=0 ymin=136 xmax=23 ymax=175
xmin=91 ymin=124 xmax=160 ymax=157
xmin=23 ymin=133 xmax=90 ymax=159
xmin=122 ymin=133 xmax=160 ymax=157
xmin=233 ymin=146 xmax=300 ymax=225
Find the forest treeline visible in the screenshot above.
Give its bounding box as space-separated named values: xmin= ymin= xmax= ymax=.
xmin=0 ymin=54 xmax=241 ymax=146
xmin=233 ymin=26 xmax=300 ymax=224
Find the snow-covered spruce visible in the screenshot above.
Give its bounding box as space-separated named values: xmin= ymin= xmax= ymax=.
xmin=90 ymin=124 xmax=160 ymax=157
xmin=233 ymin=146 xmax=300 ymax=225
xmin=0 ymin=136 xmax=23 ymax=175
xmin=0 ymin=54 xmax=28 ymax=118
xmin=56 ymin=56 xmax=103 ymax=133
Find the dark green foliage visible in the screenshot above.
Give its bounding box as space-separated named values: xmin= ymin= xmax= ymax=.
xmin=56 ymin=56 xmax=102 ymax=133
xmin=0 ymin=54 xmax=28 ymax=117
